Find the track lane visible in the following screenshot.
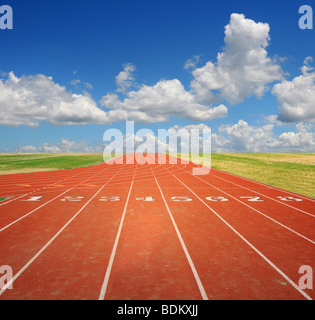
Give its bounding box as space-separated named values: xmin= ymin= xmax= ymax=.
xmin=0 ymin=164 xmax=117 ymax=231
xmin=210 ymin=168 xmax=315 ymax=209
xmin=0 ymin=155 xmax=125 ymax=206
xmin=0 ymin=171 xmax=94 ymax=207
xmin=152 ymin=166 xmax=306 ymax=299
xmin=0 ymin=153 xmax=314 ymax=300
xmin=0 ymin=157 xmax=132 ymax=299
xmin=177 ymin=167 xmax=315 ymax=242
xmin=101 ymin=154 xmax=205 ymax=300
xmin=159 ymin=156 xmax=313 ymax=300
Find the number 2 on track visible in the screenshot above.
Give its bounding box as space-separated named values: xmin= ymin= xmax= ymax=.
xmin=240 ymin=196 xmax=263 ymax=202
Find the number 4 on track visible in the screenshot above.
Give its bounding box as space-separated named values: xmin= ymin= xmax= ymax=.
xmin=171 ymin=196 xmax=193 ymax=202
xmin=99 ymin=196 xmax=121 ymax=202
xmin=136 ymin=197 xmax=155 ymax=201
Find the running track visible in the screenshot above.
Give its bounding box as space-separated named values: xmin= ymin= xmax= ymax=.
xmin=0 ymin=153 xmax=314 ymax=300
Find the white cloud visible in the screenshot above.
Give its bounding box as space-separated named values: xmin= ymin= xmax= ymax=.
xmin=171 ymin=123 xmax=212 ymax=132
xmin=101 ymin=79 xmax=228 ymax=122
xmin=115 ymin=63 xmax=136 ymax=93
xmin=16 ymin=138 xmax=97 ymax=153
xmin=136 ymin=121 xmax=315 ymax=153
xmin=190 ymin=13 xmax=283 ymax=105
xmin=103 ymin=131 xmax=170 ymax=154
xmin=13 ymin=121 xmax=315 ymax=154
xmin=214 ymin=120 xmax=276 ymax=152
xmin=103 ymin=123 xmax=213 ymax=155
xmin=212 ymin=120 xmax=315 ymax=152
xmin=4 ymin=14 xmax=308 ymax=128
xmin=70 ymin=79 xmax=93 ymax=90
xmin=184 ymin=55 xmax=201 ymax=69
xmin=0 ymin=68 xmax=228 ymax=127
xmin=272 ymin=58 xmax=315 ymax=122
xmin=112 ymin=121 xmax=314 ymax=154
xmin=263 ymin=114 xmax=285 ymax=126
xmin=0 ymin=72 xmax=114 ymax=127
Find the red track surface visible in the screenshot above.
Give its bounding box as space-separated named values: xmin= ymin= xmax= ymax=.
xmin=0 ymin=153 xmax=314 ymax=300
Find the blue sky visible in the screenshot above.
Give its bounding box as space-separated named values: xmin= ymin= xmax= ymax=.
xmin=0 ymin=0 xmax=314 ymax=152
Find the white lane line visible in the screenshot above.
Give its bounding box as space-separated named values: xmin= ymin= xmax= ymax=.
xmin=183 ymin=169 xmax=315 ymax=245
xmin=170 ymin=155 xmax=314 ymax=203
xmin=206 ymin=171 xmax=315 ymax=218
xmin=151 ymin=163 xmax=208 ymax=300
xmin=0 ymin=165 xmax=116 ymax=232
xmin=98 ymin=155 xmax=138 ymax=300
xmin=168 ymin=153 xmax=315 ymax=215
xmin=0 ymin=194 xmax=31 ymax=207
xmin=213 ymin=168 xmax=315 ymax=203
xmin=0 ymin=166 xmax=97 ymax=207
xmin=0 ymin=154 xmax=125 ymax=206
xmin=162 ymin=165 xmax=312 ymax=301
xmin=0 ymin=163 xmax=127 ymax=297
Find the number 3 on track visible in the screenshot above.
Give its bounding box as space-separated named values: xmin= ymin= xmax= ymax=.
xmin=277 ymin=196 xmax=303 ymax=201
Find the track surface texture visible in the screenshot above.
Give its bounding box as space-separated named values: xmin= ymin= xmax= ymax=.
xmin=0 ymin=153 xmax=314 ymax=300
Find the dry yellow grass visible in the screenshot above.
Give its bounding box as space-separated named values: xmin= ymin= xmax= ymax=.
xmin=0 ymin=168 xmax=60 ymax=175
xmin=176 ymin=153 xmax=315 ymax=198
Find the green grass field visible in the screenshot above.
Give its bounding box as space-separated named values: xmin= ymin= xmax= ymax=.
xmin=0 ymin=153 xmax=314 ymax=198
xmin=176 ymin=153 xmax=315 ymax=198
xmin=0 ymin=153 xmax=105 ymax=175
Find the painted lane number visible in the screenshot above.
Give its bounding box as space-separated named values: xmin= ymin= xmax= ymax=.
xmin=21 ymin=196 xmax=43 ymax=202
xmin=171 ymin=196 xmax=193 ymax=202
xmin=136 ymin=197 xmax=155 ymax=201
xmin=18 ymin=195 xmax=304 ymax=203
xmin=205 ymin=196 xmax=229 ymax=202
xmin=99 ymin=196 xmax=121 ymax=202
xmin=277 ymin=196 xmax=303 ymax=202
xmin=240 ymin=196 xmax=263 ymax=202
xmin=61 ymin=196 xmax=85 ymax=202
